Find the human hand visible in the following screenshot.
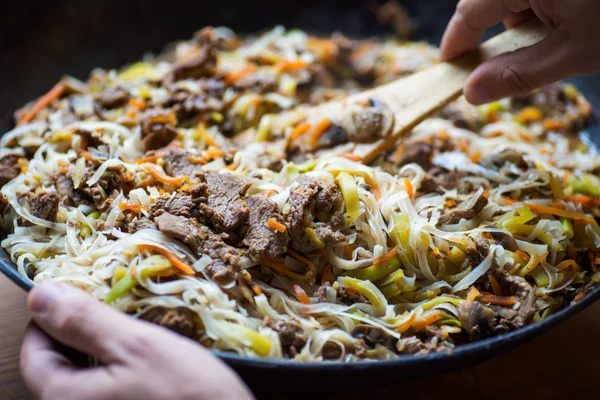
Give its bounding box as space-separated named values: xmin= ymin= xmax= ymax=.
xmin=20 ymin=283 xmax=254 ymax=400
xmin=441 ymin=0 xmax=600 ymax=105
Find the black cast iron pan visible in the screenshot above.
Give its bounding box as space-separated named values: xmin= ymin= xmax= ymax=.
xmin=1 ymin=0 xmax=600 ymax=391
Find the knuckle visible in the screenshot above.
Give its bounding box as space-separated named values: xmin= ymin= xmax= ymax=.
xmin=119 ymin=331 xmax=156 ymax=360
xmin=502 ymin=64 xmax=534 ymax=95
xmin=53 ymin=297 xmax=93 ymax=340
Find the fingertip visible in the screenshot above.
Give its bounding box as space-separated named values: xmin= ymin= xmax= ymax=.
xmin=28 ymin=282 xmax=67 ymax=314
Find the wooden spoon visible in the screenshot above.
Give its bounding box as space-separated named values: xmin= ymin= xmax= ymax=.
xmin=274 ymin=20 xmax=549 ymax=164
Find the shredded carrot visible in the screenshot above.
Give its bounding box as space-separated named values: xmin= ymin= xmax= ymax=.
xmin=556 ymin=259 xmax=580 ymax=272
xmin=374 ymin=246 xmax=398 ymax=266
xmin=445 ymin=200 xmax=456 ymax=208
xmin=225 ymin=164 xmax=238 ymax=170
xmin=413 ymin=312 xmax=443 ymax=332
xmin=432 ymin=247 xmax=440 ymax=256
xmin=573 ymin=292 xmax=586 ymax=303
xmin=309 ymin=119 xmax=332 ymax=146
xmin=483 ymin=192 xmax=490 ymax=199
xmin=265 ymin=189 xmax=276 ymax=198
xmin=339 ymin=153 xmax=362 ymax=162
xmin=391 ymin=144 xmax=406 ymax=164
xmin=563 ymin=194 xmax=600 ymax=206
xmin=458 ymin=139 xmax=469 ymax=153
xmin=251 ymin=284 xmax=263 ymax=296
xmin=79 ymin=150 xmax=93 ymax=161
xmin=394 ymin=312 xmax=417 ymax=333
xmin=515 ymin=250 xmax=530 ymax=263
xmin=224 ymin=64 xmax=257 ymax=85
xmin=467 ymin=287 xmax=481 ymax=301
xmin=137 ymin=244 xmax=195 ymax=275
xmin=502 ymin=196 xmax=519 ymax=205
xmin=469 ymin=151 xmax=481 ymax=164
xmin=18 ymin=82 xmax=65 ymax=125
xmin=518 ymin=107 xmax=543 ymax=123
xmin=477 ymin=294 xmax=519 ymax=307
xmin=275 ymin=60 xmax=308 ymax=74
xmin=404 ymin=178 xmax=414 ymax=198
xmin=143 ymin=164 xmax=186 ymax=186
xmin=128 ymin=98 xmax=147 ymax=110
xmin=372 ymin=186 xmax=381 ymax=201
xmin=488 ymin=274 xmax=503 ymax=296
xmin=118 ymin=201 xmax=143 ymax=214
xmin=521 ymin=252 xmax=548 ymax=276
xmin=293 ymin=284 xmax=312 ymax=305
xmin=486 ymin=130 xmax=503 ymax=138
xmin=260 ymin=257 xmax=314 ymax=280
xmin=203 ymin=146 xmax=223 ymax=160
xmin=482 ymin=232 xmax=493 ymax=240
xmin=266 ymin=218 xmax=287 ymax=233
xmin=188 ymin=155 xmax=207 ymax=165
xmin=438 ymin=129 xmax=449 ymax=140
xmin=544 ymin=119 xmax=566 ymax=131
xmin=321 ymin=263 xmax=333 ymax=285
xmin=526 ymin=202 xmax=597 ymax=225
xmin=290 ymin=122 xmax=312 ymax=142
xmin=126 ymin=109 xmax=137 ymax=118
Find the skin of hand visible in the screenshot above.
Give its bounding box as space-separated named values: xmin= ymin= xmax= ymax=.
xmin=440 ymin=0 xmax=600 ymax=105
xmin=20 ymin=283 xmax=255 ymax=400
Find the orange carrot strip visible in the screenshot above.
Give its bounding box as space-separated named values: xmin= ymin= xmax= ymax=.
xmin=573 ymin=292 xmax=585 ymax=303
xmin=343 ymin=244 xmax=355 ymax=259
xmin=413 ymin=312 xmax=443 ymax=332
xmin=287 ymin=248 xmax=317 ymax=279
xmin=224 ymin=64 xmax=257 ymax=85
xmin=321 ymin=263 xmax=333 ymax=285
xmin=260 ymin=257 xmax=314 ymax=281
xmin=309 ymin=119 xmax=332 ymax=146
xmin=275 ymin=60 xmax=308 ymax=74
xmin=544 ymin=119 xmax=566 ymax=131
xmin=394 ymin=312 xmax=417 ymax=333
xmin=518 ymin=107 xmax=543 ymax=123
xmin=445 ymin=200 xmax=456 ymax=208
xmin=374 ymin=246 xmax=398 ymax=266
xmin=339 ymin=153 xmax=362 ymax=162
xmin=502 ymin=196 xmax=519 ymax=205
xmin=432 ymin=247 xmax=440 ymax=256
xmin=404 ymin=178 xmax=414 ymax=198
xmin=143 ymin=164 xmax=186 ymax=186
xmin=556 ymin=259 xmax=580 ymax=272
xmin=488 ymin=274 xmax=503 ymax=296
xmin=526 ymin=202 xmax=597 ymax=225
xmin=128 ymin=98 xmax=147 ymax=110
xmin=19 ymin=82 xmax=66 ymax=125
xmin=252 ymin=285 xmax=263 ymax=296
xmin=293 ymin=284 xmax=312 ymax=304
xmin=266 ymin=218 xmax=287 ymax=233
xmin=477 ymin=294 xmax=519 ymax=307
xmin=563 ymin=194 xmax=600 ymax=206
xmin=137 ymin=244 xmax=195 ymax=275
xmin=118 ymin=201 xmax=143 ymax=214
xmin=469 ymin=151 xmax=481 ymax=163
xmin=467 ymin=287 xmax=481 ymax=301
xmin=290 ymin=123 xmax=312 ymax=141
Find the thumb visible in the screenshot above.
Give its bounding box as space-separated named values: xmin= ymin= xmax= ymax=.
xmin=464 ymin=29 xmax=576 ymax=105
xmin=27 ymin=282 xmax=156 ymax=364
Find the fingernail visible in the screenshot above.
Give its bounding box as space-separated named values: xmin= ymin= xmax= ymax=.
xmin=29 ymin=283 xmax=64 ymax=314
xmin=466 ymin=84 xmax=493 ymax=105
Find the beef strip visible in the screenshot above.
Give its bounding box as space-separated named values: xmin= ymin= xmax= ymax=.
xmin=284 ymin=176 xmax=346 ymax=253
xmin=151 ymin=193 xmax=196 ymax=218
xmin=396 ymin=336 xmax=446 ymax=355
xmin=154 ymin=212 xmax=241 ymax=285
xmin=242 ymin=195 xmax=289 ymax=259
xmin=351 ymin=324 xmax=392 ymax=348
xmin=55 ymin=174 xmax=90 ymax=206
xmin=437 ymin=190 xmax=489 ymax=225
xmin=83 ymin=165 xmax=130 ymax=212
xmin=266 ymin=319 xmax=308 ymax=357
xmin=74 ymin=128 xmax=104 ymax=148
xmin=199 ymin=172 xmax=251 ymax=232
xmin=232 ymin=74 xmax=278 ymax=93
xmin=465 ymin=235 xmax=490 ymax=265
xmin=0 ymin=154 xmax=21 ymax=187
xmin=95 ymin=87 xmax=130 ymax=109
xmin=396 ymin=137 xmax=454 ymax=169
xmin=128 ymin=217 xmax=157 ymax=233
xmin=140 ymin=109 xmax=178 ymax=152
xmin=492 ymin=268 xmax=537 ymax=328
xmin=162 ymin=149 xmax=204 ymax=179
xmin=138 ymin=307 xmax=195 ymax=338
xmin=457 ymin=301 xmax=500 ymax=340
xmin=166 ymin=45 xmax=217 ymax=83
xmin=29 ymin=191 xmax=60 ymax=222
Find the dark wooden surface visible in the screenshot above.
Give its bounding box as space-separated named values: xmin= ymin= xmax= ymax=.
xmin=1 ymin=273 xmax=599 ymax=400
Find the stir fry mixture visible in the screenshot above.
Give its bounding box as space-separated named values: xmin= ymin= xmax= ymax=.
xmin=1 ymin=26 xmax=599 ymax=361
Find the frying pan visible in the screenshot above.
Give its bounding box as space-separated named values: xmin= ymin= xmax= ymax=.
xmin=1 ymin=0 xmax=600 ymax=392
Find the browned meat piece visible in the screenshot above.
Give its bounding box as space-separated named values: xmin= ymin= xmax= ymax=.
xmin=267 ymin=319 xmax=308 ymax=357
xmin=493 ymin=269 xmax=537 ymax=328
xmin=95 ymin=87 xmax=130 ymax=109
xmin=396 ymin=336 xmax=440 ymax=355
xmin=480 ymin=149 xmax=530 ymax=171
xmin=337 ymin=287 xmax=368 ymax=305
xmin=74 ymin=128 xmax=104 ymax=148
xmin=311 ymin=124 xmax=349 ymax=150
xmin=232 ymin=74 xmax=277 ymax=93
xmin=86 ymin=186 xmax=119 ymax=212
xmin=29 ymin=191 xmax=60 ymax=222
xmin=351 ymin=324 xmax=392 ymax=348
xmin=322 ymin=342 xmax=344 ymax=360
xmin=0 ymin=154 xmax=21 ymax=187
xmin=167 ymin=45 xmax=217 ymax=83
xmin=83 ymin=165 xmax=131 ymax=212
xmin=200 ymin=172 xmax=251 ymax=232
xmin=437 ymin=190 xmax=488 ymax=225
xmin=437 ymin=102 xmax=474 ymax=129
xmin=340 ymin=98 xmax=393 ymax=142
xmin=397 ymin=141 xmax=432 ymax=168
xmin=154 ymin=212 xmax=241 ymax=286
xmin=138 ymin=306 xmax=196 ymax=338
xmin=162 ymin=149 xmax=204 ymax=179
xmin=55 ymin=174 xmax=90 ymax=206
xmin=242 ymin=195 xmax=289 ymax=260
xmin=465 ymin=236 xmax=490 ymax=265
xmin=155 ymin=212 xmax=205 ymax=253
xmin=151 ymin=192 xmax=198 ymax=219
xmin=128 ymin=217 xmax=157 ymax=233
xmin=419 ymin=173 xmax=443 ymax=194
xmin=512 ymin=83 xmax=568 ymax=115
xmin=0 ymin=193 xmax=9 ymax=216
xmin=457 ymin=301 xmax=500 ymax=340
xmin=141 ymin=109 xmax=178 ymax=152
xmin=284 ymin=176 xmax=346 ymax=253
xmin=491 ymin=231 xmax=519 ymax=252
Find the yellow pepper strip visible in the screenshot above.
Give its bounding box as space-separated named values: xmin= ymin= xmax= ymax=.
xmin=337 ymin=172 xmax=360 ymax=225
